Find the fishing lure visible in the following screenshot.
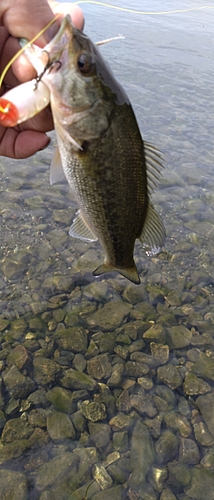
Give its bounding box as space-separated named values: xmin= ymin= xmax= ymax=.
xmin=0 ymin=79 xmax=50 ymax=127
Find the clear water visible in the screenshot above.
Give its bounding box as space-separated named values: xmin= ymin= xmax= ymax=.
xmin=0 ymin=1 xmax=214 ymax=499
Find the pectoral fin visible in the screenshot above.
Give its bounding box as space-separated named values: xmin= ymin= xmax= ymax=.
xmin=50 ymin=147 xmax=66 ymax=185
xmin=69 ymin=210 xmax=98 ymax=242
xmin=139 ymin=201 xmax=166 ymax=252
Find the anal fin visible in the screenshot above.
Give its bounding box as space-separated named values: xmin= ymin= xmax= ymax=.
xmin=139 ymin=201 xmax=166 ymax=253
xmin=69 ymin=210 xmax=98 ymax=242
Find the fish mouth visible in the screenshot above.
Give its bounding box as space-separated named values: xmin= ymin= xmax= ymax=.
xmin=43 ymin=15 xmax=75 ymax=64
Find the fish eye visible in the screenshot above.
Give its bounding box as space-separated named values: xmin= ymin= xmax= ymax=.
xmin=77 ymin=52 xmax=95 ymax=76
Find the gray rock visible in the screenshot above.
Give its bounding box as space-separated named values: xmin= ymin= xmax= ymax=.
xmin=80 ymin=400 xmax=106 ymax=422
xmin=129 ymin=420 xmax=155 ymax=488
xmin=92 ymin=463 xmax=113 ymax=490
xmin=33 ymin=357 xmax=61 ymax=385
xmin=1 ymin=417 xmax=34 ymax=443
xmin=46 ymin=386 xmax=74 ymax=413
xmin=54 ymin=326 xmax=88 ymax=352
xmin=196 ymin=393 xmax=214 ymax=437
xmin=164 ymin=412 xmax=191 ymax=437
xmin=87 ymin=354 xmax=112 ymax=380
xmin=130 ymin=394 xmax=157 ymax=418
xmin=157 ymin=364 xmax=183 ymax=389
xmin=168 ymin=462 xmax=191 ymax=488
xmin=183 ymin=372 xmax=211 ymax=395
xmin=2 ymin=365 xmax=35 ymax=399
xmin=73 ymin=353 xmax=87 ymax=372
xmin=193 ymin=421 xmax=214 ymax=447
xmin=192 ymin=352 xmax=214 ymax=381
xmin=185 ymin=466 xmax=214 ymax=499
xmin=7 ymin=345 xmax=30 ymax=370
xmin=28 ymin=408 xmax=47 ymax=428
xmin=150 ymin=342 xmax=169 ymax=364
xmin=155 ymin=430 xmax=178 ymax=464
xmin=92 ymin=485 xmax=123 ymax=500
xmin=166 ymin=325 xmax=192 ymax=349
xmin=0 ymin=318 xmax=9 ymax=332
xmin=179 ymin=437 xmax=200 ymax=464
xmin=89 ymin=422 xmax=111 ymax=449
xmin=60 ymin=368 xmax=96 ymax=391
xmin=149 ymin=466 xmax=168 ymax=493
xmin=109 ymin=412 xmax=134 ymax=431
xmin=114 ymin=344 xmax=129 ymax=360
xmin=86 ymin=300 xmax=132 ymax=331
xmin=47 ymin=411 xmax=75 ymax=440
xmin=35 ymin=452 xmax=77 ymax=491
xmin=130 ymin=351 xmax=159 ymax=368
xmin=143 ymin=324 xmax=166 ymax=343
xmin=0 ymin=439 xmax=30 ymax=464
xmin=201 ymin=451 xmax=214 ymax=470
xmin=160 ymin=488 xmax=178 ymax=500
xmin=0 ymin=469 xmax=27 ymax=500
xmin=124 ymin=361 xmax=149 ymax=377
xmin=70 ymin=410 xmax=86 ymax=433
xmin=108 ymin=363 xmax=124 ymax=387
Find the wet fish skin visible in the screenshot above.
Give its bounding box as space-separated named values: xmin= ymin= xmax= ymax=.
xmin=24 ymin=15 xmax=165 ymax=284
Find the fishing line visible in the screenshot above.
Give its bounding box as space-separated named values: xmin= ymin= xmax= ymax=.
xmin=0 ymin=13 xmax=60 ymax=91
xmin=0 ymin=2 xmax=213 ymax=113
xmin=73 ymin=1 xmax=214 ymax=16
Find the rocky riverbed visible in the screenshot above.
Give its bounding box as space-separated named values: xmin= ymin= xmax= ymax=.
xmin=0 ymin=146 xmax=214 ymax=499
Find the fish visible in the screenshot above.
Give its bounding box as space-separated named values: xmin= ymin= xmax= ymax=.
xmin=22 ymin=15 xmax=166 ymax=284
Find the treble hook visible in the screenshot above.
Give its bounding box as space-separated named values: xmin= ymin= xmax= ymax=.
xmin=34 ymin=50 xmax=62 ymax=89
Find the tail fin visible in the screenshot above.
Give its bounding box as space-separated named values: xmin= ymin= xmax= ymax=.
xmin=93 ymin=262 xmax=140 ymax=285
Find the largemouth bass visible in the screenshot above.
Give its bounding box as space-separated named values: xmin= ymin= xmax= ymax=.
xmin=24 ymin=15 xmax=165 ymax=284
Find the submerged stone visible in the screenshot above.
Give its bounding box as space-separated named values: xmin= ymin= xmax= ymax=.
xmin=185 ymin=466 xmax=214 ymax=499
xmin=157 ymin=364 xmax=183 ymax=389
xmin=54 ymin=326 xmax=88 ymax=352
xmin=183 ymin=372 xmax=210 ymax=395
xmin=196 ymin=393 xmax=214 ymax=437
xmin=0 ymin=469 xmax=27 ymax=500
xmin=60 ymin=368 xmax=96 ymax=391
xmin=47 ymin=411 xmax=75 ymax=440
xmin=129 ymin=420 xmax=155 ymax=488
xmin=155 ymin=430 xmax=178 ymax=464
xmin=35 ymin=452 xmax=77 ymax=491
xmin=86 ymin=300 xmax=132 ymax=331
xmin=33 ymin=357 xmax=61 ymax=385
xmin=2 ymin=365 xmax=35 ymax=399
xmin=92 ymin=463 xmax=113 ymax=490
xmin=87 ymin=354 xmax=112 ymax=380
xmin=80 ymin=400 xmax=106 ymax=422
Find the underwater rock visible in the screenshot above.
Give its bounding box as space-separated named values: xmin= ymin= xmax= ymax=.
xmin=0 ymin=469 xmax=27 ymax=500
xmin=86 ymin=300 xmax=132 ymax=331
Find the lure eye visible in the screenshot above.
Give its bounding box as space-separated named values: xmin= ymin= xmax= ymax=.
xmin=0 ymin=98 xmax=19 ymax=127
xmin=77 ymin=53 xmax=95 ymax=76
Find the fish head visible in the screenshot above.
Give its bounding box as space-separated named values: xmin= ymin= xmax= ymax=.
xmin=24 ymin=15 xmax=127 ymax=142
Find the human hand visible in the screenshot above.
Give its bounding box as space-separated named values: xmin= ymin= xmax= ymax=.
xmin=0 ymin=1 xmax=84 ymax=158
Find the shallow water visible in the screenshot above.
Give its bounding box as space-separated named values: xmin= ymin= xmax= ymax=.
xmin=1 ymin=1 xmax=214 ymax=499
